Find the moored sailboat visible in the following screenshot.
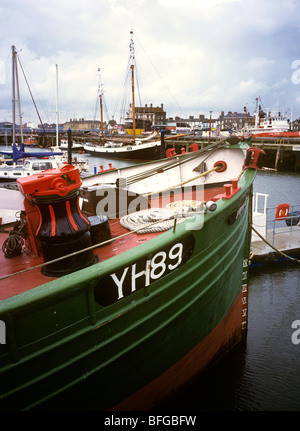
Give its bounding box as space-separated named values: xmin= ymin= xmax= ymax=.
xmin=83 ymin=31 xmax=190 ymax=161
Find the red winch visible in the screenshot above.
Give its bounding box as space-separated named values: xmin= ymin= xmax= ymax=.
xmin=17 ymin=164 xmax=81 ymax=198
xmin=17 ymin=165 xmax=96 ymax=277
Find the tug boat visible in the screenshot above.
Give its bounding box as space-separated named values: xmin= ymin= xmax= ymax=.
xmin=0 ymin=138 xmax=262 ymax=411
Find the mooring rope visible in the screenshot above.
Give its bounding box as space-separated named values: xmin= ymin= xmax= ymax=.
xmin=250 ymin=224 xmax=300 ymax=263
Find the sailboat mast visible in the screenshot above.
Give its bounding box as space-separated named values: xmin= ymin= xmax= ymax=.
xmin=100 ymin=92 xmax=103 ymax=142
xmin=15 ymin=51 xmax=23 ymax=143
xmin=129 ymin=31 xmax=136 ymax=141
xmin=56 ymin=64 xmax=59 ymax=146
xmin=97 ymin=68 xmax=104 ymax=143
xmin=12 ymin=45 xmax=16 ymax=146
xmin=131 ymin=64 xmax=136 ymax=141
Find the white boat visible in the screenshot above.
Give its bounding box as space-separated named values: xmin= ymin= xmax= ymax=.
xmin=0 ymin=143 xmax=89 ymax=181
xmin=50 ymin=145 xmax=89 ymax=172
xmin=59 ymin=139 xmax=84 ymax=150
xmin=0 ymin=156 xmax=61 ymax=181
xmin=0 ymin=156 xmax=88 ymax=181
xmin=240 ymin=97 xmax=300 ymax=138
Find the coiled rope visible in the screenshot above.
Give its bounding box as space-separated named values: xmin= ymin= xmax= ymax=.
xmin=2 ymin=220 xmax=26 ymax=258
xmin=120 ymin=201 xmax=204 ymax=234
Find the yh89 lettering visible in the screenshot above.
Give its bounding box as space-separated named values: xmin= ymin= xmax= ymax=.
xmin=94 ymin=237 xmax=195 ymax=306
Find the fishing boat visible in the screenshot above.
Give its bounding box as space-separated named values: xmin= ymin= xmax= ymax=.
xmin=0 ymin=137 xmax=262 ymax=411
xmin=242 ymin=97 xmax=300 ymax=138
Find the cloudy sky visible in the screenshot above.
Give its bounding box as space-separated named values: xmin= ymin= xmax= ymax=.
xmin=1 ymin=0 xmax=300 ymax=126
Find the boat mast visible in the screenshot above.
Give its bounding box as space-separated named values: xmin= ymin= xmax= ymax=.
xmin=254 ymin=95 xmax=260 ymax=129
xmin=97 ymin=68 xmax=104 ymax=143
xmin=95 ymin=68 xmax=104 ymax=143
xmin=15 ymin=50 xmax=24 ymax=144
xmin=56 ymin=64 xmax=59 ymax=146
xmin=100 ymin=92 xmax=103 ymax=142
xmin=129 ymin=30 xmax=136 ymax=141
xmin=12 ymin=45 xmax=16 ymax=146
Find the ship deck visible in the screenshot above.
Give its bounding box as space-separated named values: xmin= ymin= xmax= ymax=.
xmin=0 ymin=186 xmax=224 ymax=300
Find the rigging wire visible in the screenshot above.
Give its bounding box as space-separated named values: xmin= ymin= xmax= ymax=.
xmin=111 ymin=30 xmax=143 ymax=125
xmin=93 ymin=69 xmax=110 ymax=126
xmin=16 ymin=52 xmax=46 ymax=133
xmin=134 ymin=33 xmax=187 ymax=118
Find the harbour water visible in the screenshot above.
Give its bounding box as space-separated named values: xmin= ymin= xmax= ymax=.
xmin=1 ymin=145 xmax=299 ymax=411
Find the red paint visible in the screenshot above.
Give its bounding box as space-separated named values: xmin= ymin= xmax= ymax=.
xmin=48 ymin=204 xmax=56 ymax=236
xmin=214 ymin=160 xmax=227 ymax=172
xmin=77 ymin=199 xmax=90 ymax=224
xmin=17 ymin=165 xmax=81 ymax=198
xmin=66 ymin=200 xmax=78 ymax=231
xmin=166 ymin=148 xmax=176 ymax=158
xmin=212 ymin=179 xmax=241 ymax=201
xmin=189 ymin=143 xmax=199 ymax=152
xmin=275 ymin=203 xmax=290 ymax=220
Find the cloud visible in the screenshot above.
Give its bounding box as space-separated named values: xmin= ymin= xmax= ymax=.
xmin=1 ymin=0 xmax=300 ymax=125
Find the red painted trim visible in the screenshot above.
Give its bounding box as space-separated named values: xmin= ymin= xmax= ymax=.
xmin=48 ymin=204 xmax=56 ymax=237
xmin=35 ymin=206 xmax=42 ymax=236
xmin=111 ymin=287 xmax=247 ymax=411
xmin=77 ymin=198 xmax=89 ymax=225
xmin=66 ymin=200 xmax=78 ymax=231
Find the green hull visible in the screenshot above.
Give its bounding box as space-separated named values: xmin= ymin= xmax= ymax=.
xmin=0 ymin=169 xmax=255 ymax=411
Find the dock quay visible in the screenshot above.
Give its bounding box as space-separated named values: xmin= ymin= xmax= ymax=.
xmin=1 ymin=132 xmax=300 ymax=172
xmin=251 ymin=225 xmax=300 ymax=266
xmin=164 ymin=136 xmax=300 ymax=172
xmin=250 ymin=193 xmax=300 ymax=266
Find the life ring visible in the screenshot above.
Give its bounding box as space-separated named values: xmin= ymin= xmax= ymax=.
xmin=275 ymin=203 xmax=290 ymax=220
